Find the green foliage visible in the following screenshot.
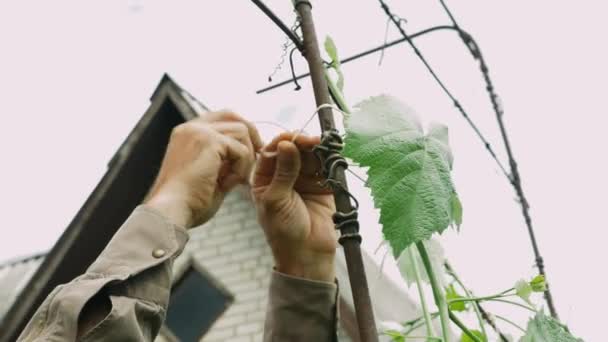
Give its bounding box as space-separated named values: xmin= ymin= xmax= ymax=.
xmin=382 ymin=329 xmax=405 ymax=342
xmin=323 ymin=36 xmax=344 ymax=91
xmin=530 ymin=275 xmax=547 ymax=292
xmin=446 ymin=284 xmax=467 ymax=312
xmin=516 ymin=275 xmax=547 ymax=305
xmin=397 ymin=238 xmax=446 ymax=288
xmin=343 ymin=95 xmax=462 ymax=256
xmin=461 ymin=330 xmax=487 ymax=342
xmin=521 ymin=312 xmax=583 ymax=342
xmin=515 ymin=279 xmax=533 ymax=305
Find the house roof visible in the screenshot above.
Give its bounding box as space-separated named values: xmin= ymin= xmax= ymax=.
xmin=0 ymin=253 xmax=45 ymax=321
xmin=0 ymin=74 xmax=204 ymax=342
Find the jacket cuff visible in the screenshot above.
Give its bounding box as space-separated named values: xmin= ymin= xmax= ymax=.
xmin=87 ymin=205 xmax=189 ymax=279
xmin=264 ymin=271 xmax=338 ymax=341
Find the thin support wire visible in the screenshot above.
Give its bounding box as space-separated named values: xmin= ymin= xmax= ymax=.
xmin=257 ymin=25 xmax=456 ymax=94
xmin=437 ymin=0 xmax=558 ymax=319
xmin=250 ymin=0 xmax=304 ymax=51
xmin=377 ymin=0 xmax=510 ymax=181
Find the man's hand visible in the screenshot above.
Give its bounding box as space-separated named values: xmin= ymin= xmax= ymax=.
xmin=252 ymin=132 xmax=338 ymax=282
xmin=146 ymin=111 xmax=262 ymax=228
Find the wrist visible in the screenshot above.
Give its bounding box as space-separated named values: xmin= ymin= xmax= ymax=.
xmin=145 ymin=193 xmax=193 ymax=228
xmin=275 ymin=255 xmax=335 ymax=283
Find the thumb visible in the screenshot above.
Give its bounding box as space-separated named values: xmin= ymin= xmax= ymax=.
xmin=266 ymin=141 xmax=301 ymax=202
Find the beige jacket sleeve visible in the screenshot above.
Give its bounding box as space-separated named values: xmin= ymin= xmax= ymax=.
xmin=18 ymin=206 xmax=189 ymax=341
xmin=18 ymin=205 xmax=339 ymax=341
xmin=264 ymin=272 xmax=339 ymax=342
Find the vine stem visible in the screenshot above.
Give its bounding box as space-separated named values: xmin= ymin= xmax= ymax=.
xmin=403 ymin=313 xmax=439 ymax=335
xmin=493 ymin=314 xmax=527 ymax=333
xmin=445 ymin=265 xmax=488 ymax=339
xmin=407 ymin=247 xmax=436 ymax=339
xmin=448 ymin=311 xmax=482 ymax=342
xmin=488 ymin=298 xmax=537 ymax=312
xmin=448 ymin=293 xmax=514 ymax=304
xmin=416 ymin=242 xmax=450 ymax=341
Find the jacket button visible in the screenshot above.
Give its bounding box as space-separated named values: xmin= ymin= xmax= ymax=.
xmin=152 ymin=249 xmax=166 ymax=258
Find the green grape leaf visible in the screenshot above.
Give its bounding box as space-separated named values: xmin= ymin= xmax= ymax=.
xmin=324 ymin=36 xmax=344 ymax=90
xmin=461 ymin=330 xmax=487 ymax=342
xmin=383 ymin=330 xmax=405 ymax=342
xmin=379 ymin=321 xmax=405 ymax=342
xmin=515 ymin=279 xmax=533 ymax=305
xmin=446 ymin=284 xmax=467 ymax=312
xmin=530 ymin=275 xmax=547 ymax=292
xmin=520 ymin=312 xmax=582 ymax=342
xmin=397 ymin=238 xmax=446 ymax=288
xmin=343 ymin=95 xmax=462 ymax=256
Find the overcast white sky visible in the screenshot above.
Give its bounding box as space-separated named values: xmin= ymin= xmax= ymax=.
xmin=0 ymin=0 xmax=606 ymax=340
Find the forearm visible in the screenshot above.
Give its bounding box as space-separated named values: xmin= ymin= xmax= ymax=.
xmin=18 ymin=206 xmax=188 ymax=341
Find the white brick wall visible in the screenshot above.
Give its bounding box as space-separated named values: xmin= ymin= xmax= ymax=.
xmin=160 ymin=186 xmax=352 ymax=341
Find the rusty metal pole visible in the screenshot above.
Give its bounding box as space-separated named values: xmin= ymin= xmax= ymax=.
xmin=294 ymin=1 xmax=379 ymax=341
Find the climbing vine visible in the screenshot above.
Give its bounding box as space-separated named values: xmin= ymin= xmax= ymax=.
xmin=324 ymin=39 xmax=581 ymax=342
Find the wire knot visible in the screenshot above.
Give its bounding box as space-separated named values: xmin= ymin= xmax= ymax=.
xmin=313 ymin=129 xmax=347 ymax=187
xmin=313 ymin=129 xmax=361 ymax=241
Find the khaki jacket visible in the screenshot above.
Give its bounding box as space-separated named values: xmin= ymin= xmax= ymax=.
xmin=18 ymin=206 xmax=338 ymax=341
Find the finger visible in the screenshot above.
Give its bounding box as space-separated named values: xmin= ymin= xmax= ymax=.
xmin=263 ymin=132 xmax=320 ymax=153
xmin=253 ymin=151 xmax=277 ymax=188
xmin=210 ymin=122 xmax=255 ymax=158
xmin=255 ymin=132 xmax=300 ymax=184
xmin=254 ymin=132 xmax=295 ymax=182
xmin=206 ymin=111 xmax=264 ymax=151
xmin=265 ymin=141 xmax=301 ymax=201
xmin=216 ymin=134 xmax=253 ymax=183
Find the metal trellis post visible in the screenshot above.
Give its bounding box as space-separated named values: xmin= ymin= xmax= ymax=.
xmin=294 ymin=1 xmax=379 ymax=341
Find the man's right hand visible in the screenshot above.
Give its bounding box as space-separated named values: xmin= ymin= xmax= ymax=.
xmin=145 ymin=111 xmax=262 ymax=228
xmin=252 ymin=133 xmax=338 ymax=283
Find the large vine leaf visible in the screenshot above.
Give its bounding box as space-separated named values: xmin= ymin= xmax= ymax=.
xmin=520 ymin=312 xmax=582 ymax=342
xmin=343 ymin=95 xmax=462 ymax=256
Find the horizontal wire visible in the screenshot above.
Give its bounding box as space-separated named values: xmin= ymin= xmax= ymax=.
xmin=377 ymin=0 xmax=511 ymax=181
xmin=256 ymin=25 xmax=456 ymax=94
